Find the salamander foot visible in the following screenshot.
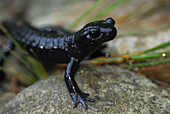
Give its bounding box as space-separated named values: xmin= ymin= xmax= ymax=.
xmin=70 ymin=92 xmax=94 ymax=109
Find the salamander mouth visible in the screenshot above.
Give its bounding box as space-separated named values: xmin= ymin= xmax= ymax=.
xmin=99 ymin=27 xmax=117 ymax=42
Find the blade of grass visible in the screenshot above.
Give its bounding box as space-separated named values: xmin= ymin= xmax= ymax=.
xmin=87 ymin=51 xmax=170 ymax=65
xmin=0 ymin=24 xmax=35 ymax=76
xmin=87 ymin=42 xmax=170 ymax=65
xmin=1 ymin=50 xmax=44 ymax=82
xmin=67 ymin=0 xmax=102 ymax=30
xmin=91 ymin=0 xmax=129 ymax=21
xmin=29 ymin=49 xmax=47 ymax=78
xmin=0 ymin=66 xmax=36 ymax=84
xmin=10 ymin=50 xmax=46 ymax=80
xmin=118 ymin=25 xmax=170 ymax=37
xmin=117 ymin=0 xmax=164 ymax=24
xmin=25 ymin=56 xmax=46 ymax=79
xmin=126 ymin=58 xmax=170 ymax=69
xmin=10 ymin=50 xmax=34 ymax=73
xmin=0 ymin=49 xmax=37 ymax=83
xmin=8 ymin=50 xmax=46 ymax=80
xmin=0 ymin=24 xmax=47 ymax=81
xmin=130 ymin=51 xmax=170 ymax=60
xmin=0 ymin=25 xmax=22 ymax=49
xmin=0 ymin=51 xmax=10 ymax=64
xmin=142 ymin=42 xmax=170 ymax=53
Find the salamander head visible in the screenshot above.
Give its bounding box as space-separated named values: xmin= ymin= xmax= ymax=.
xmin=81 ymin=18 xmax=117 ymax=43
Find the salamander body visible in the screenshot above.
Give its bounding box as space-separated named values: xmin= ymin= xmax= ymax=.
xmin=0 ymin=18 xmax=117 ymax=109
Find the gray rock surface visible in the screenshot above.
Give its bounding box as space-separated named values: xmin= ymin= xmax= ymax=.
xmin=0 ymin=92 xmax=16 ymax=108
xmin=0 ymin=65 xmax=169 ymax=113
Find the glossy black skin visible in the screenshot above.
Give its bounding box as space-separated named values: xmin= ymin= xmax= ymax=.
xmin=0 ymin=18 xmax=117 ymax=109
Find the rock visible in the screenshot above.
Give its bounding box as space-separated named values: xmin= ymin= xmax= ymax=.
xmin=0 ymin=65 xmax=169 ymax=113
xmin=0 ymin=92 xmax=16 ymax=109
xmin=108 ymin=29 xmax=170 ymax=56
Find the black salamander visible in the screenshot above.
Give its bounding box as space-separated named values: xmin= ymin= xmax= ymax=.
xmin=0 ymin=18 xmax=117 ymax=109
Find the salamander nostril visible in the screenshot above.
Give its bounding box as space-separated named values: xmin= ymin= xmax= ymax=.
xmin=105 ymin=18 xmax=115 ymax=25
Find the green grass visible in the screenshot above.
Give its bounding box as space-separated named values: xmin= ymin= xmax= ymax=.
xmin=91 ymin=0 xmax=129 ymax=21
xmin=117 ymin=25 xmax=170 ymax=37
xmin=127 ymin=58 xmax=170 ymax=68
xmin=67 ymin=0 xmax=102 ymax=30
xmin=0 ymin=66 xmax=37 ymax=84
xmin=67 ymin=0 xmax=128 ymax=30
xmin=87 ymin=42 xmax=170 ymax=65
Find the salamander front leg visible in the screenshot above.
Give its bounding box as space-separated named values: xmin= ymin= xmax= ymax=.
xmin=90 ymin=44 xmax=110 ymax=58
xmin=64 ymin=57 xmax=94 ymax=109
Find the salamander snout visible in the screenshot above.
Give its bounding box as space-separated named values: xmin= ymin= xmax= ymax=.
xmin=81 ymin=18 xmax=117 ymax=43
xmin=105 ymin=18 xmax=115 ymax=25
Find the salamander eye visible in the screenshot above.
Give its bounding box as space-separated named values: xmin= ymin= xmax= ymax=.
xmin=87 ymin=29 xmax=101 ymax=39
